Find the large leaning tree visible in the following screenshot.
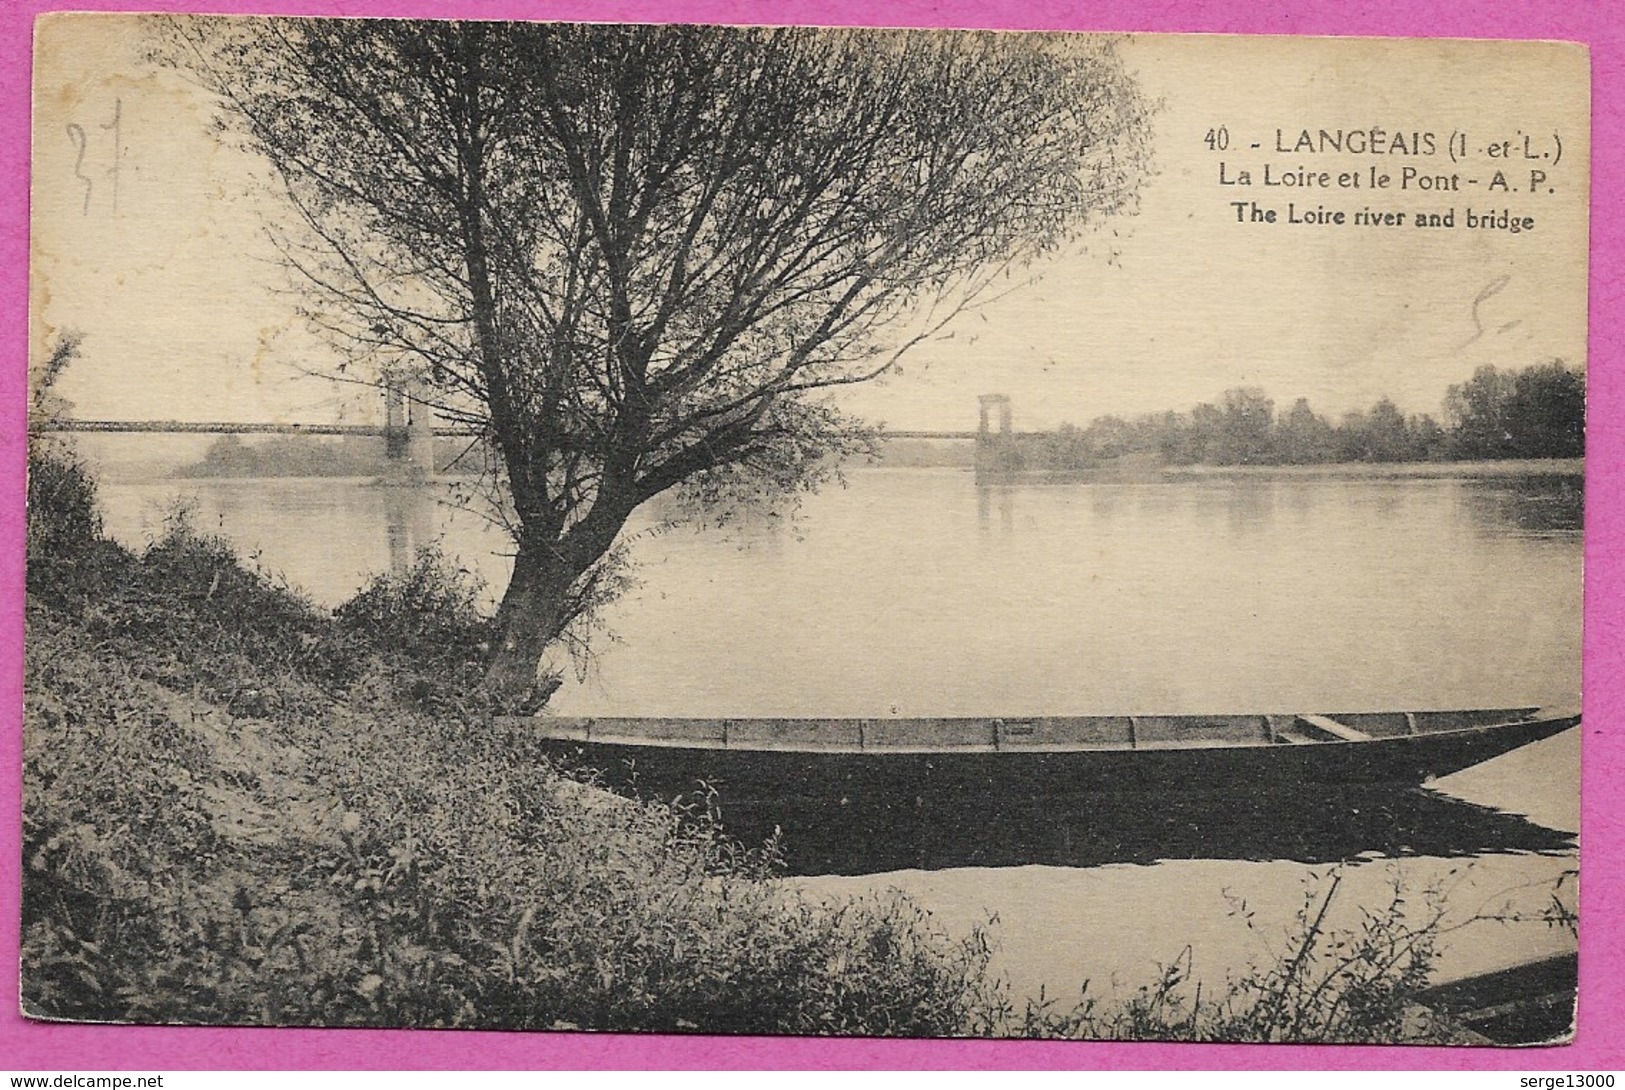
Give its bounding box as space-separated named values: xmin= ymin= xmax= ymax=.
xmin=163 ymin=17 xmax=1153 ymax=712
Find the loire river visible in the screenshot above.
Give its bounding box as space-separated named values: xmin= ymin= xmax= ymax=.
xmin=97 ymin=467 xmax=1582 ymax=1005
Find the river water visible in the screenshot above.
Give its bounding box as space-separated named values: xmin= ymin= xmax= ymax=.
xmin=96 ymin=467 xmax=1582 ymax=1010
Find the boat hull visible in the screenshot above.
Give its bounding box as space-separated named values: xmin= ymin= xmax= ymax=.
xmin=532 ymin=710 xmax=1578 ymax=806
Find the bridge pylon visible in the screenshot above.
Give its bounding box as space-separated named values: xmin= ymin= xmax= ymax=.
xmin=382 ymin=378 xmax=436 ymax=481
xmin=975 ymin=394 xmax=1016 ymax=481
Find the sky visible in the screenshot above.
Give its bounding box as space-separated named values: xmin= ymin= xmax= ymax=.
xmin=30 ymin=20 xmax=1590 ymax=436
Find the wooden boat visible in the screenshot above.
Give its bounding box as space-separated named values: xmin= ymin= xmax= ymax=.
xmin=529 ymin=706 xmax=1579 ymax=805
xmin=1413 ymin=952 xmax=1577 ymax=1045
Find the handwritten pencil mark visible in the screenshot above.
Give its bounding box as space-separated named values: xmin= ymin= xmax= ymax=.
xmin=66 ymin=123 xmax=91 ymax=214
xmin=1459 ymin=274 xmax=1521 ymax=351
xmin=100 ymin=97 xmax=122 ymax=213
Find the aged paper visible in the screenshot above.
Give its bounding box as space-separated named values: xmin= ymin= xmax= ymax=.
xmin=26 ymin=16 xmax=1586 ymax=1043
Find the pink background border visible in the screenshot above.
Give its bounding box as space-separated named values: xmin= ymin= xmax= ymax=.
xmin=2 ymin=0 xmax=1619 ymax=1071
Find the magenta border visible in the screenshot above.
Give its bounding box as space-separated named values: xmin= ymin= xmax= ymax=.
xmin=2 ymin=0 xmax=1619 ymax=1072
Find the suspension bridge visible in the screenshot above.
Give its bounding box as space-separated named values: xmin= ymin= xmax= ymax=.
xmin=32 ymin=388 xmax=1029 ymax=574
xmin=33 ymin=383 xmax=996 ymax=477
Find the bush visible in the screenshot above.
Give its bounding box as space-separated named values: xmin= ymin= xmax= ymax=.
xmin=334 ymin=548 xmax=491 ymax=711
xmin=25 ymin=442 xmax=135 ymax=615
xmin=70 ymin=510 xmax=364 ymax=718
xmin=26 ymin=445 xmax=101 ymax=562
xmin=26 ymin=335 xmax=108 ymax=589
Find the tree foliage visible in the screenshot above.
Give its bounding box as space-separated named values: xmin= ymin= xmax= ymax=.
xmin=1445 ymin=361 xmax=1585 ymax=459
xmin=26 ymin=336 xmax=104 ymax=576
xmin=1008 ymin=361 xmax=1583 ymax=472
xmin=161 ymin=16 xmax=1153 ymax=708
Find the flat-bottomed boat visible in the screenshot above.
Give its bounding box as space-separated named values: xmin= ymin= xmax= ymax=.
xmin=526 ymin=707 xmax=1580 ymax=804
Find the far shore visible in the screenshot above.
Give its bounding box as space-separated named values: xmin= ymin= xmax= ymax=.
xmin=1155 ymin=458 xmax=1584 ymax=481
xmin=864 ymin=456 xmax=1585 ymax=482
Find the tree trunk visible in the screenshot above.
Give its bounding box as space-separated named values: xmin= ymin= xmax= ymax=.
xmin=477 ymin=463 xmax=642 ymax=714
xmin=481 ymin=549 xmax=579 ymax=715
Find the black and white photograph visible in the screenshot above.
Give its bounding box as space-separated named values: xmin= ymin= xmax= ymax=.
xmin=24 ymin=14 xmax=1587 ymax=1044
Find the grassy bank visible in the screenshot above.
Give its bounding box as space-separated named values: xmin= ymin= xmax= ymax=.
xmin=24 ymin=444 xmax=1004 ymax=1033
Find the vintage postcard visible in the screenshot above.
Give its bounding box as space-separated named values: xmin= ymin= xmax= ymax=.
xmin=25 ymin=14 xmax=1586 ymax=1043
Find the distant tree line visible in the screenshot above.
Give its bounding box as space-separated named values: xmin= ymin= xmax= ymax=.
xmin=180 ymin=434 xmax=392 ymax=477
xmin=179 ymin=434 xmax=483 ymax=477
xmin=1031 ymin=361 xmax=1582 ymax=470
xmin=875 ymin=439 xmax=977 ymax=468
xmin=183 ymin=361 xmax=1581 ymax=477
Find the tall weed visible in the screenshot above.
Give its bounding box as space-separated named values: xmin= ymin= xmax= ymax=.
xmin=1016 ymin=868 xmax=1570 ymax=1043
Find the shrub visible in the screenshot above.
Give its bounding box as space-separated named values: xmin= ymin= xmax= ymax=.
xmin=334 ymin=548 xmax=491 ymax=711
xmin=21 ymin=625 xmax=1006 ymax=1031
xmin=73 ymin=511 xmax=364 ymax=717
xmin=26 ymin=445 xmax=102 ymax=564
xmin=26 ymin=335 xmax=107 ymax=587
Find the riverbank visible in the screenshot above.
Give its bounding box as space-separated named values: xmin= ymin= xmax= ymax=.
xmin=23 ymin=449 xmax=1004 ymax=1034
xmin=970 ymin=456 xmax=1585 ymax=486
xmin=1159 ymin=458 xmax=1583 ymax=481
xmin=25 ymin=446 xmax=1569 ymax=1041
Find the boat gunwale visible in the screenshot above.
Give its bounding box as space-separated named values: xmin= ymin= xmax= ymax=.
xmin=525 ymin=708 xmax=1573 ymax=756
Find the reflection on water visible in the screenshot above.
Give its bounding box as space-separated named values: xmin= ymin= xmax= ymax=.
xmin=976 ymin=484 xmax=1015 ymax=531
xmin=564 ymin=472 xmax=1578 ymax=717
xmin=382 ymin=483 xmax=438 ymax=575
xmin=715 ymin=782 xmax=1575 ymax=877
xmin=1458 ymin=475 xmax=1584 ymax=537
xmin=96 ymin=469 xmax=1583 ymax=720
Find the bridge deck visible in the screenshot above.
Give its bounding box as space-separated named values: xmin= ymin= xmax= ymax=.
xmin=32 ymin=420 xmax=979 ymax=441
